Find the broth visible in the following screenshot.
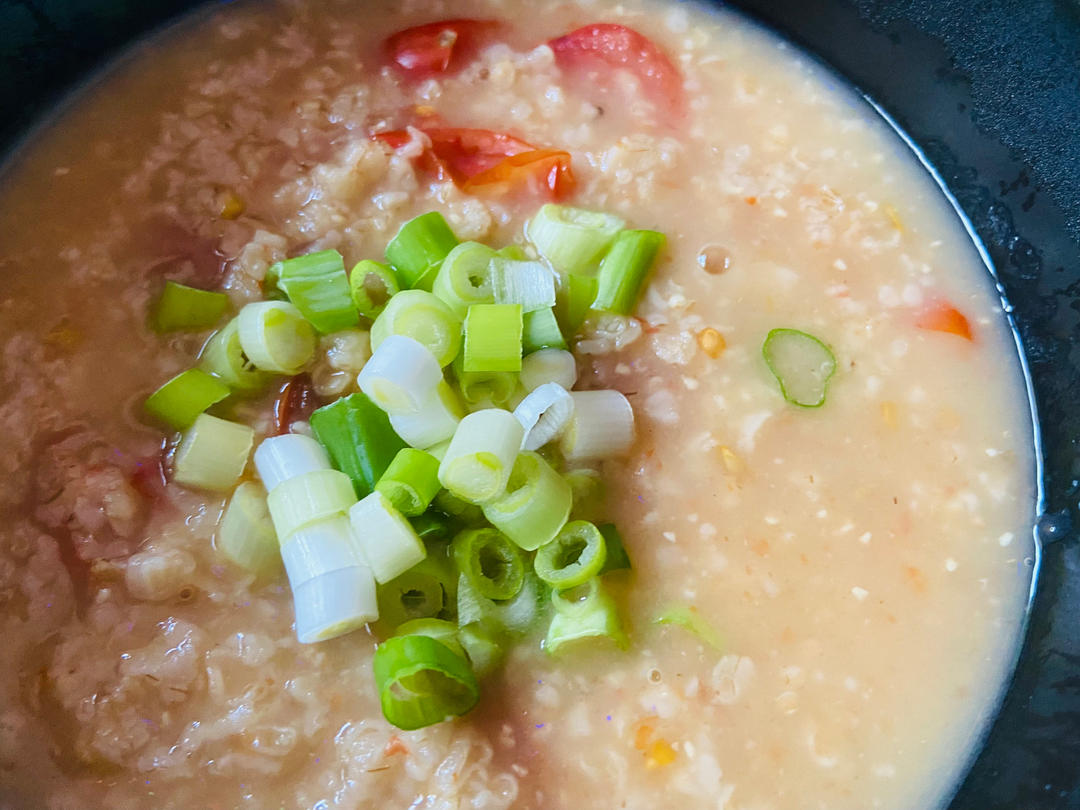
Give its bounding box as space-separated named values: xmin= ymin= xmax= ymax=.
xmin=0 ymin=1 xmax=1035 ymax=808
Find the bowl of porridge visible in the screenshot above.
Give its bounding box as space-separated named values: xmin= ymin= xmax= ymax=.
xmin=0 ymin=1 xmax=1077 ymax=808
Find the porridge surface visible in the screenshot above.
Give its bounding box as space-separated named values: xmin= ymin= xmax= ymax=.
xmin=0 ymin=1 xmax=1035 ymax=808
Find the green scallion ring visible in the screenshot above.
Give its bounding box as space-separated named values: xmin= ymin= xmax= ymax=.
xmin=451 ymin=528 xmax=526 ymax=602
xmin=372 ymin=634 xmax=479 ymax=730
xmin=761 ymin=327 xmax=837 ymax=408
xmin=533 ymin=520 xmax=607 ymax=590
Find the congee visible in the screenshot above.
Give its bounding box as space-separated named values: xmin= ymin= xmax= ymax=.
xmin=0 ymin=0 xmax=1036 ymax=808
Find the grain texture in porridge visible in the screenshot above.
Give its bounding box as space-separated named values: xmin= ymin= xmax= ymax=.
xmin=0 ymin=1 xmax=1034 ymax=808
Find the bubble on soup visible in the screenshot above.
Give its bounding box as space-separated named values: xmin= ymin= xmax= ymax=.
xmin=697 ymin=243 xmax=731 ymax=275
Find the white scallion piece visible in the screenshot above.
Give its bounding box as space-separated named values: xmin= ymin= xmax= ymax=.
xmin=490 ymin=257 xmax=557 ymax=313
xmin=519 ymin=348 xmax=577 ymax=393
xmin=279 ymin=515 xmax=367 ymax=587
xmin=173 ymin=414 xmax=255 ymax=492
xmin=357 ymin=334 xmax=443 ymax=415
xmin=513 ymin=382 xmax=575 ymax=451
xmin=254 ymin=433 xmax=332 ymax=492
xmin=347 ymin=490 xmax=426 ymax=583
xmin=559 ymin=390 xmax=636 ymax=462
xmin=292 ymin=564 xmax=378 ymax=643
xmin=266 ymin=468 xmax=357 ymax=541
xmin=426 ymin=438 xmax=452 ymax=461
xmin=216 ymin=481 xmax=280 ymax=577
xmin=438 ymin=409 xmax=524 ymax=504
xmin=388 ymin=381 xmax=465 ymax=449
xmin=525 ymin=204 xmax=625 ymax=276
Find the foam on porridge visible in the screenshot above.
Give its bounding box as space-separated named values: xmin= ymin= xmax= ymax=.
xmin=0 ymin=0 xmax=1035 ymax=808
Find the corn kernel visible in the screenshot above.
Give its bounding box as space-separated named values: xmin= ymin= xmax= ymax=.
xmin=718 ymin=446 xmax=743 ymax=475
xmin=697 ymin=327 xmax=726 ymax=358
xmin=884 ymin=204 xmax=904 ymax=232
xmin=880 ymin=401 xmax=898 ymax=429
xmin=646 ymin=739 xmax=677 ymax=768
xmin=219 ymin=189 xmax=245 ymax=220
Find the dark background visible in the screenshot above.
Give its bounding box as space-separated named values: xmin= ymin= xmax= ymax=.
xmin=1 ymin=0 xmax=1078 ymax=807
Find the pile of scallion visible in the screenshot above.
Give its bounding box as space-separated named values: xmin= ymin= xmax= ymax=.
xmin=143 ymin=204 xmax=663 ymax=730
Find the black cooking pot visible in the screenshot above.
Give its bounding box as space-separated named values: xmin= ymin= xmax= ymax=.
xmin=1 ymin=1 xmax=1077 ymax=807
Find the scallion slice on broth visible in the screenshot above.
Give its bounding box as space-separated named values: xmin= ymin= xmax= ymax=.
xmin=761 ymin=327 xmax=837 ymax=408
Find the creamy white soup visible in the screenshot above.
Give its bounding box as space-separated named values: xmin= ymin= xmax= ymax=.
xmin=0 ymin=1 xmax=1036 ymax=809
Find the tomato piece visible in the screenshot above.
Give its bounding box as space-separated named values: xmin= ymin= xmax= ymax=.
xmin=273 ymin=374 xmax=320 ymax=435
xmin=374 ymin=127 xmax=533 ymax=176
xmin=386 ymin=19 xmax=498 ymax=78
xmin=548 ymin=23 xmax=685 ymax=115
xmin=915 ymin=301 xmax=974 ymax=340
xmin=463 ymin=149 xmax=575 ymax=199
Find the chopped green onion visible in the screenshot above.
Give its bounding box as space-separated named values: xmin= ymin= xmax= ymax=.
xmin=199 ymin=318 xmax=273 ymax=392
xmin=389 ymin=381 xmax=464 ymax=450
xmin=216 ymin=481 xmax=280 ymax=577
xmin=526 ymin=204 xmax=625 ymax=276
xmin=410 ymin=511 xmax=458 ymax=543
xmin=513 ymin=382 xmax=574 ymax=451
xmin=457 ymin=569 xmax=545 ymax=635
xmin=761 ymin=328 xmax=837 ymax=408
xmin=425 ymin=438 xmax=452 ymax=462
xmin=560 ymin=390 xmax=635 ymax=462
xmin=268 ymin=250 xmax=358 ymax=334
xmin=254 ymin=433 xmax=332 ymax=492
xmin=144 ymin=368 xmax=231 ymax=431
xmin=438 ymin=409 xmax=524 ymax=504
xmin=564 ymin=468 xmax=605 ymax=521
xmin=433 ymin=489 xmax=486 ymax=526
xmin=377 ymin=561 xmax=453 ymax=629
xmin=236 ymin=300 xmax=317 ymax=374
xmin=348 ymin=490 xmax=426 ymax=583
xmin=555 ymin=273 xmax=598 ymax=338
xmin=498 ymin=244 xmax=529 ymax=261
xmin=350 ymin=260 xmax=400 ymax=319
xmin=534 ymin=520 xmax=607 ymax=590
xmin=266 ymin=468 xmax=357 ymax=540
xmin=451 ymin=528 xmax=526 ymax=601
xmin=592 ymin=230 xmax=665 ymax=315
xmin=597 ymin=523 xmax=632 ymax=574
xmin=173 ymin=414 xmax=254 ymax=491
xmin=279 ymin=515 xmax=365 ymax=586
xmin=544 ymin=578 xmax=627 ymax=655
xmin=431 ymin=241 xmax=497 ymax=319
xmin=463 ymin=304 xmax=522 ymax=373
xmin=370 ymin=289 xmax=462 ymax=368
xmin=522 ymin=307 xmax=568 ymax=353
xmin=357 ymin=334 xmax=443 ymax=415
xmin=395 ymin=618 xmax=464 ymax=657
xmin=373 ymin=633 xmax=479 ymax=730
xmin=490 ymin=258 xmax=557 ymax=313
xmin=520 ymin=348 xmax=576 ymax=392
xmin=376 ymin=448 xmax=442 ymax=516
xmin=481 ymin=451 xmax=572 ymax=551
xmin=385 ymin=212 xmax=459 ymax=291
xmin=310 ymin=393 xmax=407 ymax=498
xmin=655 ymin=605 xmax=723 ymax=650
xmin=458 ymin=620 xmax=504 ymax=677
xmin=293 ymin=563 xmax=378 ymax=643
xmin=151 ymin=280 xmax=228 ymax=333
xmin=451 ymin=353 xmax=518 ymax=406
